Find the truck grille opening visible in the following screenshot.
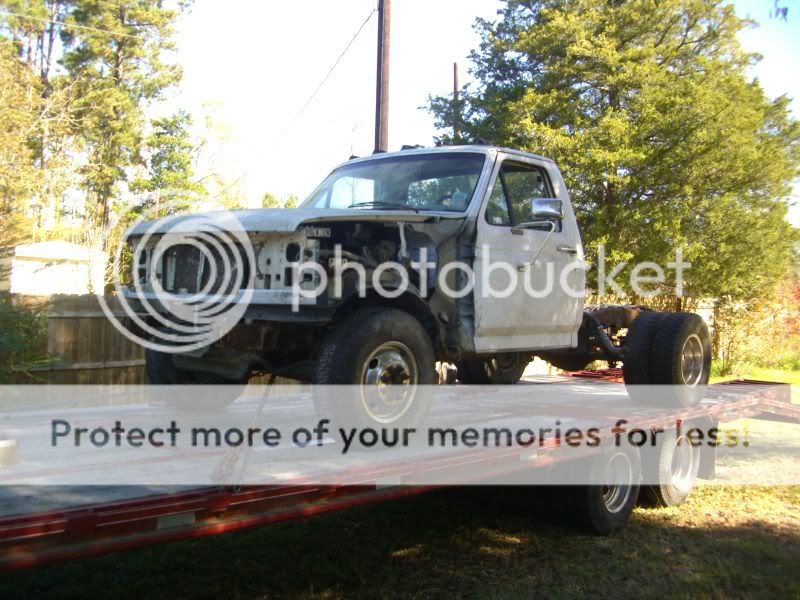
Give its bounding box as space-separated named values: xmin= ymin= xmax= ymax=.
xmin=161 ymin=242 xmax=251 ymax=295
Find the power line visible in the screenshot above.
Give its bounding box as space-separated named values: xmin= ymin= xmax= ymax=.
xmin=285 ymin=8 xmax=376 ymax=130
xmin=0 ymin=9 xmax=143 ymax=40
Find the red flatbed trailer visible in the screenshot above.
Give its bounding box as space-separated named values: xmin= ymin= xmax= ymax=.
xmin=0 ymin=374 xmax=797 ymax=572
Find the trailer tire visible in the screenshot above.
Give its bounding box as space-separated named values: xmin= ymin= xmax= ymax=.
xmin=145 ymin=349 xmax=244 ymax=411
xmin=570 ymin=445 xmax=641 ymax=535
xmin=648 ymin=312 xmax=711 ymax=407
xmin=640 ymin=428 xmax=700 ymax=507
xmin=313 ymin=307 xmax=435 ymax=429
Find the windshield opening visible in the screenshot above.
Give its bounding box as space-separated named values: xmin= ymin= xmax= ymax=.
xmin=301 ymin=153 xmax=486 ymax=212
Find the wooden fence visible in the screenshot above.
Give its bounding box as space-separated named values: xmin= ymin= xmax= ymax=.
xmin=11 ymin=294 xmax=145 ymax=384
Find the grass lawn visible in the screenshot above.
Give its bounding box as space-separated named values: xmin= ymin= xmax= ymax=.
xmin=711 ymin=366 xmax=800 ymax=385
xmin=735 ymin=367 xmax=800 ymax=386
xmin=2 ymin=484 xmax=798 ymax=599
xmin=711 ymin=365 xmax=800 ymax=403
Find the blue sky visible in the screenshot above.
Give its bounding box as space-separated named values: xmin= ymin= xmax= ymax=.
xmin=170 ymin=0 xmax=799 ymax=223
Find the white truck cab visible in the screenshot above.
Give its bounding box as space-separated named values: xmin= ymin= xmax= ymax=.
xmin=473 ymin=148 xmax=584 ymax=352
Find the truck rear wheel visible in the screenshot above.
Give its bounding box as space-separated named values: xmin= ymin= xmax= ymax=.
xmin=455 ymin=353 xmax=527 ymax=384
xmin=649 ymin=312 xmax=711 ymax=406
xmin=313 ymin=307 xmax=435 ymax=428
xmin=542 ymin=353 xmax=592 ymax=372
xmin=622 ymin=311 xmax=664 ymax=387
xmin=623 ymin=311 xmax=711 ymax=407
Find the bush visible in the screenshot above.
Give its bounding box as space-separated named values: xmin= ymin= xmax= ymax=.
xmin=711 ymin=277 xmax=800 ymax=375
xmin=770 ymin=352 xmax=800 ymax=372
xmin=0 ymin=294 xmax=48 ymax=383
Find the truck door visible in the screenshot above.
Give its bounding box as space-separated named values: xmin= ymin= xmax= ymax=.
xmin=472 ymin=154 xmax=585 ymax=352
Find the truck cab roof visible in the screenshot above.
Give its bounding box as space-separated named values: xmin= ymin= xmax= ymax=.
xmin=339 ymin=144 xmax=556 ymax=171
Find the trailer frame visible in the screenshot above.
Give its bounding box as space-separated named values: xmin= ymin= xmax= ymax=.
xmin=0 ymin=374 xmax=797 ymax=572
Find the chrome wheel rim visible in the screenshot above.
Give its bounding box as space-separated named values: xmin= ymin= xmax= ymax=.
xmin=601 ymin=452 xmax=634 ymax=514
xmin=668 ymin=435 xmax=697 ymax=493
xmin=360 ymin=341 xmax=418 ymax=423
xmin=680 ymin=333 xmax=704 ymax=387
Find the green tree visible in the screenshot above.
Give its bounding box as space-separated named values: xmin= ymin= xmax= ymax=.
xmin=429 ymin=0 xmax=800 ymax=300
xmin=0 ymin=42 xmax=39 ymax=284
xmin=61 ymin=0 xmax=183 ymax=241
xmin=262 ymin=192 xmax=299 ymax=208
xmin=1 ymin=2 xmax=83 ymax=235
xmin=131 ymin=110 xmax=205 ymax=216
xmin=262 ymin=192 xmax=281 ymax=208
xmin=0 ymin=42 xmax=50 ymax=376
xmin=1 ymin=0 xmax=70 ymax=92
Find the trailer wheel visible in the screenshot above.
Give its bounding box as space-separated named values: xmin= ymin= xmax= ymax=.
xmin=313 ymin=307 xmax=435 ymax=428
xmin=640 ymin=428 xmax=700 ymax=507
xmin=570 ymin=445 xmax=641 ymax=535
xmin=145 ymin=349 xmax=244 ymax=411
xmin=456 ymin=353 xmax=527 ymax=384
xmin=649 ymin=312 xmax=712 ymax=406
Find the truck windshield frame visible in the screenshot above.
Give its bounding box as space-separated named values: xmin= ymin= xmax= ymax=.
xmin=301 ymin=153 xmax=487 ymax=213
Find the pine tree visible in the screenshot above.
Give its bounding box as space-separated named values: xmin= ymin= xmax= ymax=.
xmin=0 ymin=42 xmax=39 ymax=284
xmin=429 ymin=0 xmax=800 ymax=300
xmin=131 ymin=110 xmax=206 ymax=216
xmin=61 ymin=0 xmax=182 ymax=242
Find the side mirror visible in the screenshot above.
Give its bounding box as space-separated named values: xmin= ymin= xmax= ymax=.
xmin=530 ymin=198 xmax=563 ymax=221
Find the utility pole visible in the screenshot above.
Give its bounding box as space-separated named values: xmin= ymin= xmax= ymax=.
xmin=374 ymin=0 xmax=391 ymax=153
xmin=453 ymin=62 xmax=460 ymax=143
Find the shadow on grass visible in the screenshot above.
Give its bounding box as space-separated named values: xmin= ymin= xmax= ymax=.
xmin=2 ymin=486 xmax=799 ymax=599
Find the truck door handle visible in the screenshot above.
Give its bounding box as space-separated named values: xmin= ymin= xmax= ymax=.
xmin=557 ymin=245 xmax=578 ymax=255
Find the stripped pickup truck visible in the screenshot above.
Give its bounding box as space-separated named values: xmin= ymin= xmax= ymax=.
xmin=125 ymin=145 xmax=711 ymax=416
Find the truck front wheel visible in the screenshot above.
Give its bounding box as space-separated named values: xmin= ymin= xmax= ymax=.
xmin=313 ymin=307 xmax=435 ymax=427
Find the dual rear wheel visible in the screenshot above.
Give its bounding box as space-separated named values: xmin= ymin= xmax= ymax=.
xmin=623 ymin=312 xmax=712 ymax=407
xmin=566 ymin=424 xmax=701 ymax=534
xmin=562 ymin=444 xmax=642 ymax=535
